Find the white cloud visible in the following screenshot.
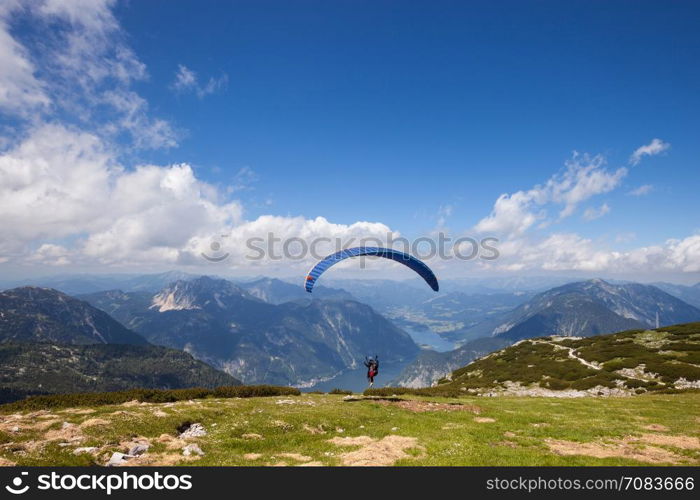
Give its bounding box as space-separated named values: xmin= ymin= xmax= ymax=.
xmin=475 ymin=153 xmax=625 ymax=237
xmin=173 ymin=65 xmax=196 ymax=91
xmin=0 ymin=0 xmax=176 ymax=149
xmin=26 ymin=244 xmax=71 ymax=266
xmin=0 ymin=124 xmax=399 ymax=271
xmin=478 ymin=232 xmax=700 ymax=275
xmin=582 ymin=202 xmax=610 ymax=221
xmin=191 ymin=215 xmax=397 ymax=270
xmin=474 ymin=188 xmax=545 ymax=236
xmin=629 ymin=138 xmax=670 ymax=165
xmin=0 ymin=124 xmax=240 ymax=265
xmin=172 ymin=64 xmax=228 ymax=99
xmin=628 ymin=184 xmax=653 ymax=196
xmin=0 ymin=1 xmax=51 ymax=116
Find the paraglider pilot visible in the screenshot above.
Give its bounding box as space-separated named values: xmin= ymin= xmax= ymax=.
xmin=364 ymin=355 xmax=379 ymax=387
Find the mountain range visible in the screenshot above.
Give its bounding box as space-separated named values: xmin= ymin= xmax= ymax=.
xmin=4 ymin=272 xmax=700 ymax=395
xmin=491 ymin=279 xmax=700 ymax=342
xmin=0 ymin=287 xmax=240 ymax=402
xmin=653 ymin=282 xmax=700 ymax=309
xmin=82 ymin=276 xmax=419 ymax=386
xmin=0 ymin=271 xmax=198 ymax=296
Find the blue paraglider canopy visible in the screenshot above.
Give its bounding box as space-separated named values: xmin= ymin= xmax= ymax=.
xmin=304 ymin=247 xmax=439 ymax=293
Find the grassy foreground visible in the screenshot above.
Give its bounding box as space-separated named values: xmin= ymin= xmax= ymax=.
xmin=0 ymin=392 xmax=698 ymax=466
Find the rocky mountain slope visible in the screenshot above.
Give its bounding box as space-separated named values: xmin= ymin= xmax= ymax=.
xmin=653 ymin=282 xmax=700 ymax=309
xmin=429 ymin=323 xmax=700 ymax=397
xmin=83 ymin=277 xmax=419 ymax=386
xmin=0 ymin=287 xmax=240 ymax=402
xmin=391 ymin=336 xmax=510 ymax=388
xmin=0 ymin=287 xmax=148 ymax=345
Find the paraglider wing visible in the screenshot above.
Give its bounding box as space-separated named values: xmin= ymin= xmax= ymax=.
xmin=304 ymin=247 xmax=439 ymax=293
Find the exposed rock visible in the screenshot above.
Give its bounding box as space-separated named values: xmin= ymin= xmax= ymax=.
xmin=178 ymin=423 xmax=206 ymax=439
xmin=106 ymin=452 xmax=133 ymax=467
xmin=128 ymin=444 xmax=149 ymax=456
xmin=182 ymin=444 xmax=204 ymax=456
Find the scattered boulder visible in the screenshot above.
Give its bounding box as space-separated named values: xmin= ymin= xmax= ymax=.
xmin=178 ymin=423 xmax=207 ymax=439
xmin=106 ymin=452 xmax=133 ymax=467
xmin=242 ymin=433 xmax=263 ymax=440
xmin=182 ymin=444 xmax=204 ymax=456
xmin=128 ymin=444 xmax=149 ymax=456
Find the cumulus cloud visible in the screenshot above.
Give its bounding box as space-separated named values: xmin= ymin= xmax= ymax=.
xmin=190 ymin=215 xmax=397 ymax=271
xmin=475 ymin=153 xmax=625 ymax=237
xmin=630 ymin=138 xmax=670 ymax=165
xmin=172 ymin=64 xmax=228 ymax=99
xmin=0 ymin=123 xmax=400 ymax=271
xmin=478 ymin=232 xmax=700 ymax=275
xmin=0 ymin=124 xmax=240 ymax=265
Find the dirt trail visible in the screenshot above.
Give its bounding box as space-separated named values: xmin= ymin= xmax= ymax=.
xmin=532 ymin=340 xmax=601 ymax=370
xmin=546 ymin=434 xmax=699 ymax=464
xmin=328 ymin=435 xmax=424 ymax=466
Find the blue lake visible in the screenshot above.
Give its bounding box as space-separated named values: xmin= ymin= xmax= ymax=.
xmin=402 ymin=327 xmax=456 ymax=352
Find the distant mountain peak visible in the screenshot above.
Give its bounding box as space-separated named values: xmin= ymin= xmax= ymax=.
xmin=150 ymin=276 xmax=258 ymax=313
xmin=491 ymin=280 xmax=700 ymax=341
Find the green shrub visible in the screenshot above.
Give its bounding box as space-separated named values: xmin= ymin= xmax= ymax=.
xmin=570 ymin=372 xmax=618 ymax=390
xmin=328 ymin=388 xmax=353 ymax=395
xmin=0 ymin=385 xmax=300 ymax=413
xmin=644 ymin=361 xmax=700 ymax=383
xmin=541 ymin=378 xmax=571 ymax=390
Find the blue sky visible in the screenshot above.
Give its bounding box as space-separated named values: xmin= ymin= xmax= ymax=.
xmin=0 ymin=1 xmax=699 ymax=281
xmin=119 ymin=0 xmax=699 ymax=238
